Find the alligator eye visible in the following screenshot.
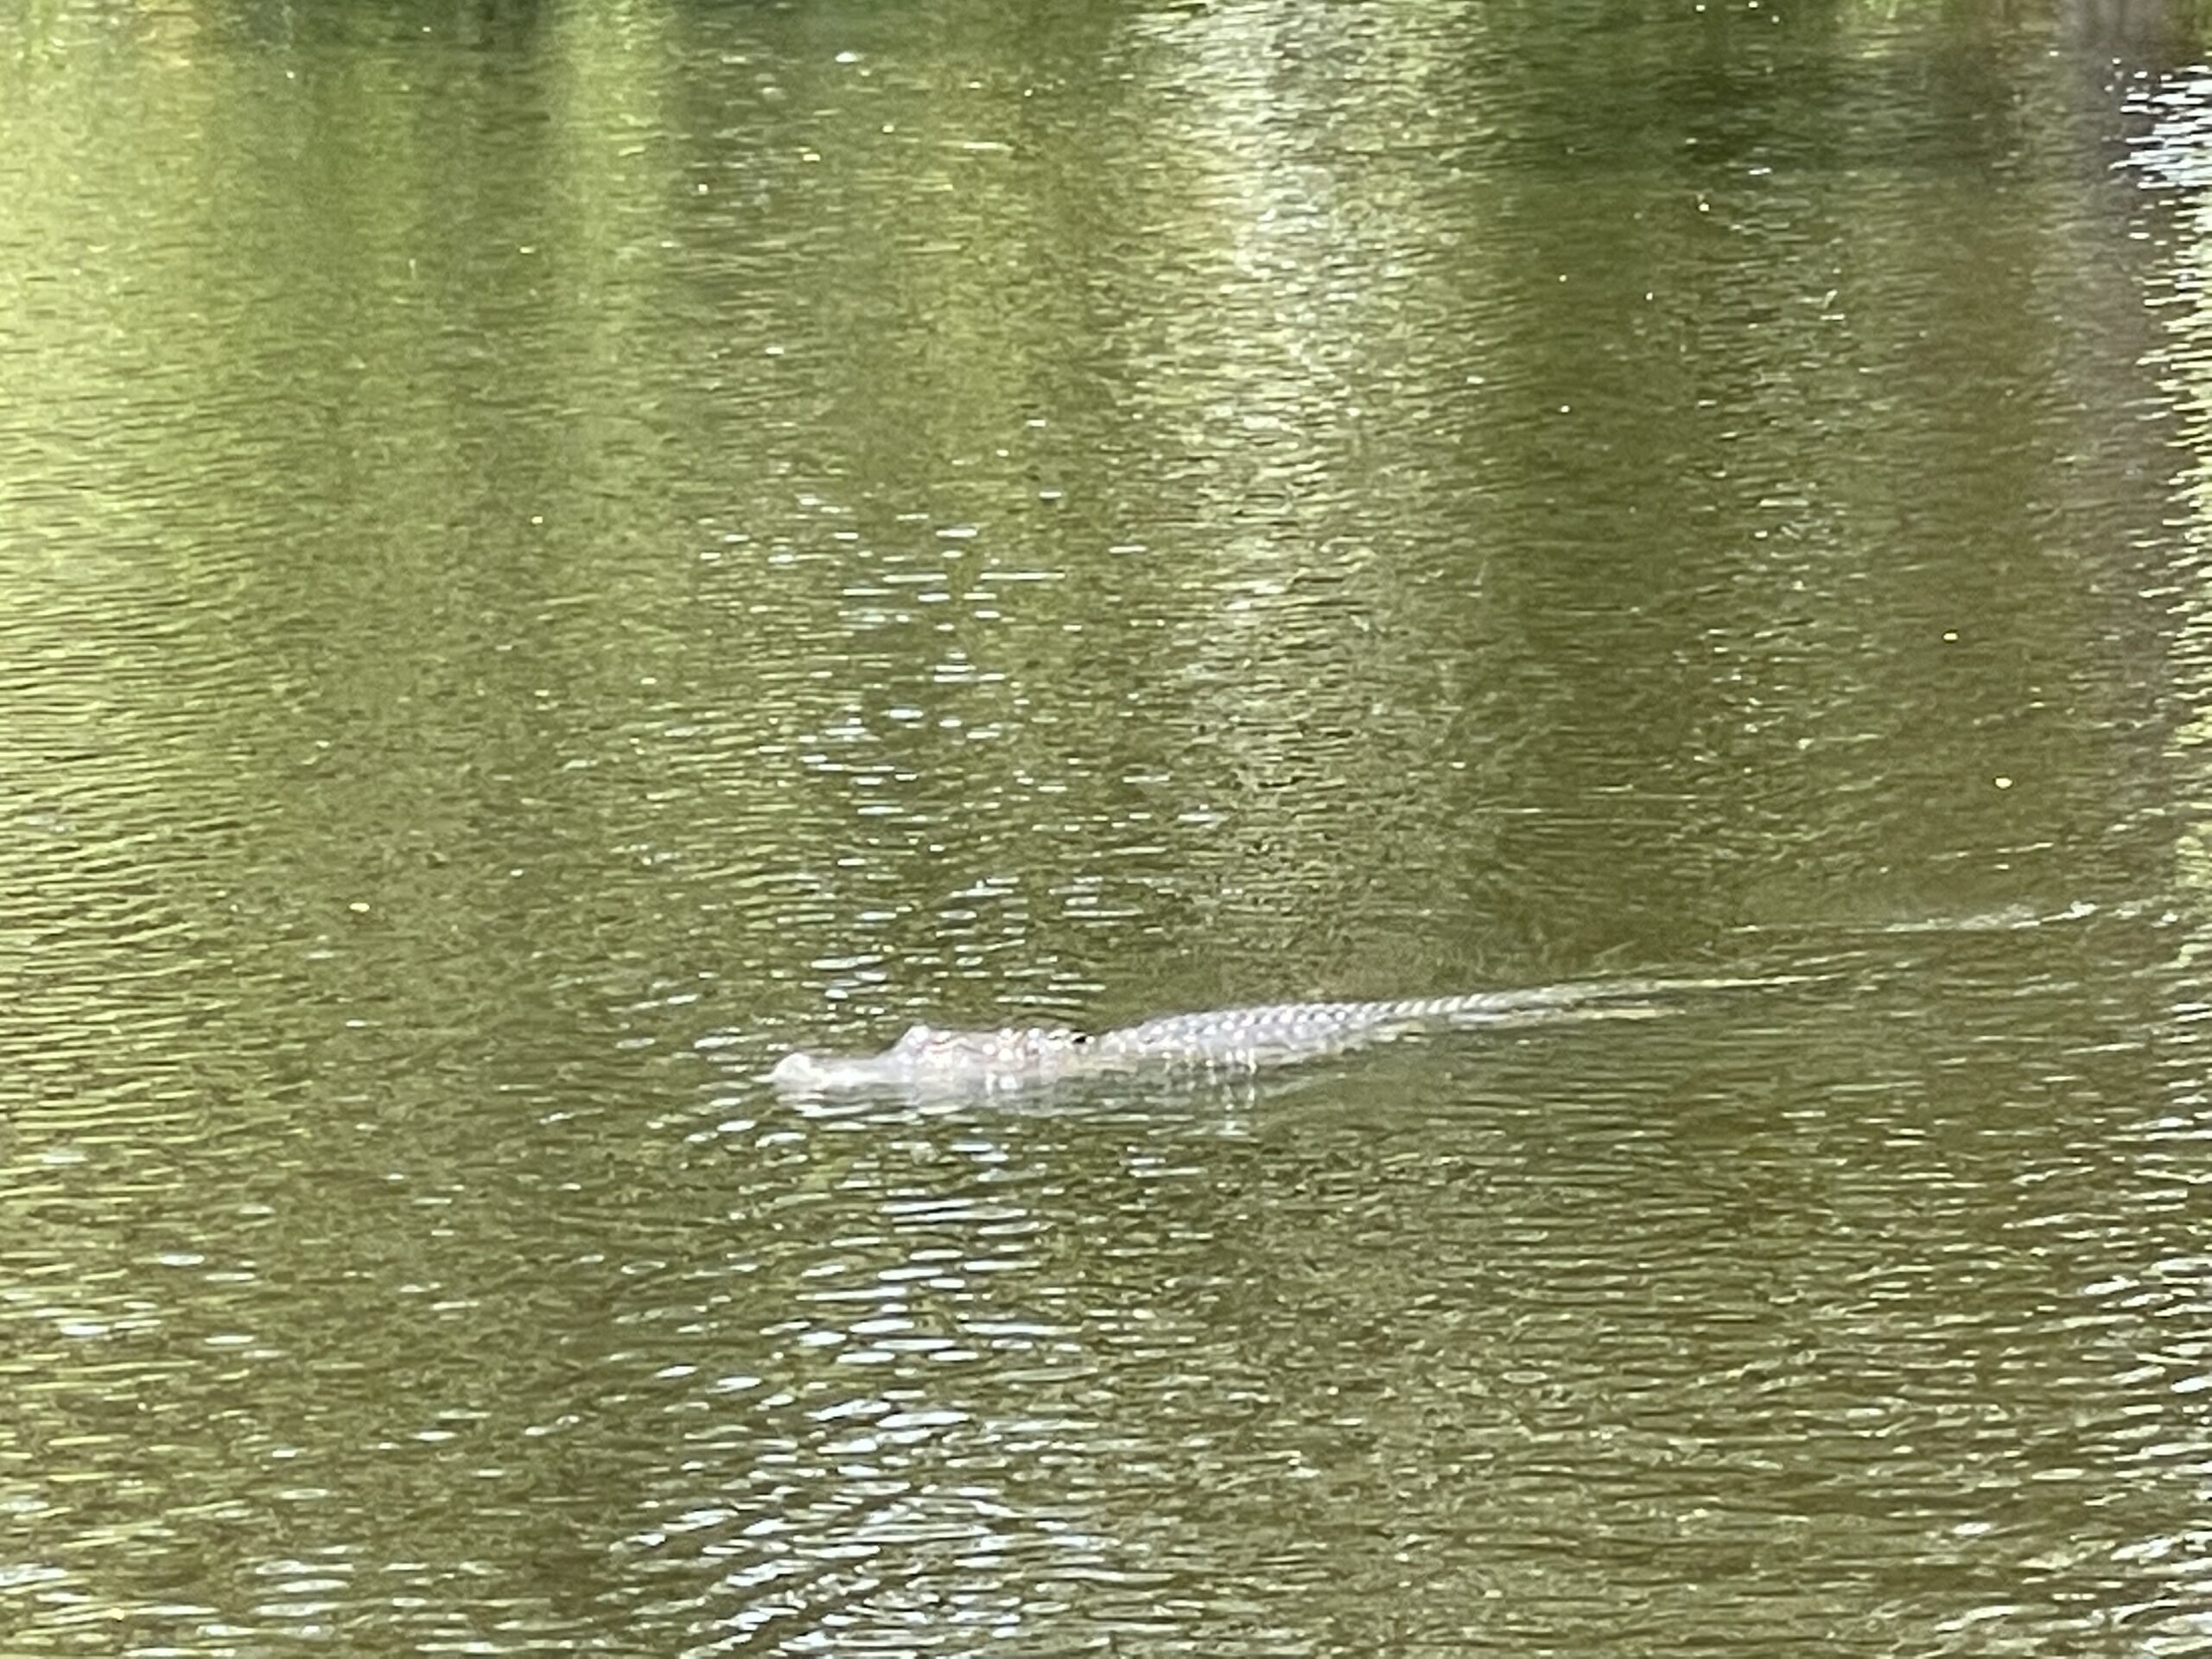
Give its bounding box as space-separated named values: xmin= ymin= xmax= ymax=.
xmin=1071 ymin=1033 xmax=1090 ymax=1046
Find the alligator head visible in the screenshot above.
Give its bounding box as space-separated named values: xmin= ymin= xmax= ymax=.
xmin=769 ymin=1021 xmax=1091 ymax=1095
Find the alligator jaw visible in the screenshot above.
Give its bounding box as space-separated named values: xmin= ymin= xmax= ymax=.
xmin=768 ymin=1049 xmax=902 ymax=1094
xmin=770 ymin=1021 xmax=1093 ymax=1096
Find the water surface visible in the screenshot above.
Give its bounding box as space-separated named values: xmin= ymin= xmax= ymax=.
xmin=4 ymin=0 xmax=2212 ymax=1651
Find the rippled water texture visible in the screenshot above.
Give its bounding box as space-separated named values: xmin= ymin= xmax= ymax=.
xmin=6 ymin=0 xmax=2212 ymax=1651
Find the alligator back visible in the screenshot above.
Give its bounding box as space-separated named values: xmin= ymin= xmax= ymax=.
xmin=766 ymin=976 xmax=1764 ymax=1096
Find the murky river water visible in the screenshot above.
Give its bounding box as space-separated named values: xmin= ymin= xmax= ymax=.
xmin=6 ymin=0 xmax=2212 ymax=1651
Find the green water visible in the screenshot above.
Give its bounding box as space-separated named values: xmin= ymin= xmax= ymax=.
xmin=4 ymin=0 xmax=2212 ymax=1650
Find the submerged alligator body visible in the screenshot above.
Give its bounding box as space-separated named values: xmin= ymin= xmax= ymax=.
xmin=768 ymin=975 xmax=1770 ymax=1096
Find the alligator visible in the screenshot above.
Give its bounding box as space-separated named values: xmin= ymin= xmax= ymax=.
xmin=767 ymin=974 xmax=1782 ymax=1096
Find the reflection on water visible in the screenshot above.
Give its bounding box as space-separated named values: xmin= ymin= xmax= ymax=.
xmin=4 ymin=0 xmax=2212 ymax=1651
